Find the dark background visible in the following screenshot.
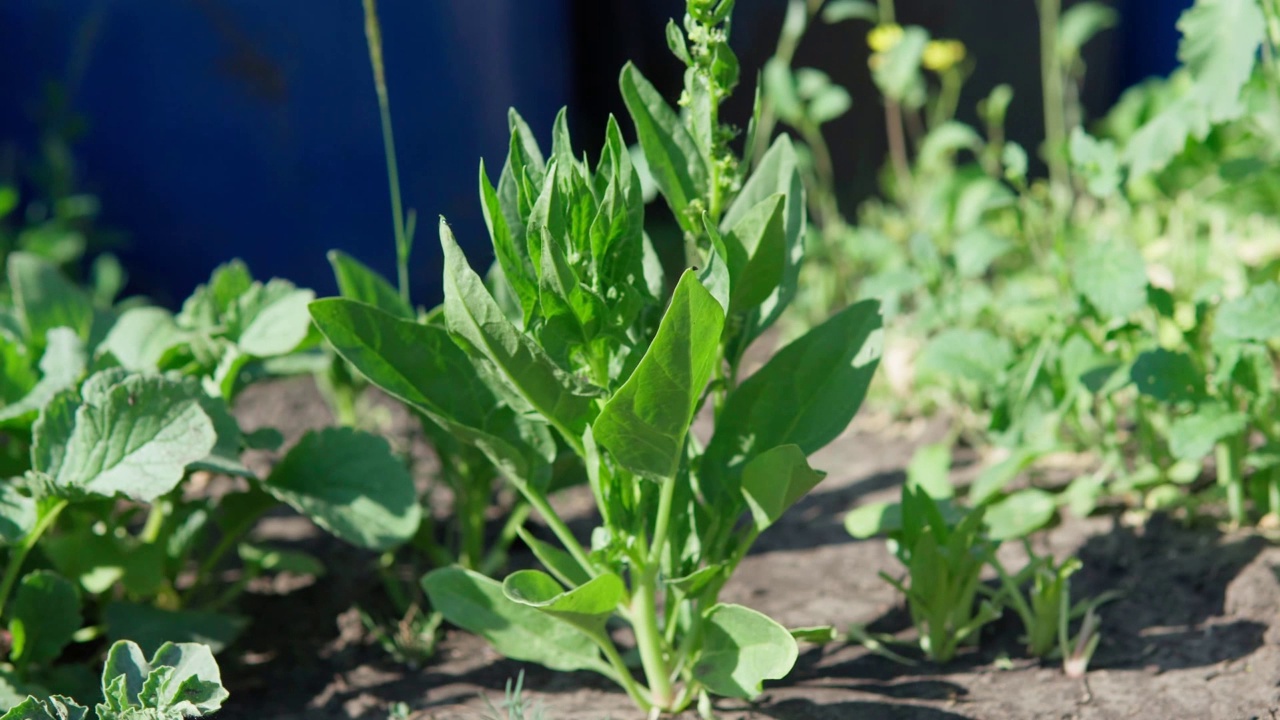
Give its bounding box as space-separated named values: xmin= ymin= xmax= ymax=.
xmin=0 ymin=0 xmax=1189 ymax=307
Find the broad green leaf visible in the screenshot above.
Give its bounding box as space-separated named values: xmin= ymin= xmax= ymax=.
xmin=327 ymin=250 xmax=413 ymax=319
xmin=1071 ymin=240 xmax=1147 ymax=319
xmin=503 ymin=570 xmax=624 ymax=632
xmin=440 ymin=221 xmax=594 ymax=439
xmin=7 ymin=252 xmax=94 ymax=346
xmin=983 ymin=488 xmax=1056 ymax=540
xmin=235 ymin=281 xmax=315 ymax=357
xmin=9 ymin=571 xmax=80 ymax=665
xmin=905 ymin=442 xmax=952 ymax=500
xmin=694 ymin=603 xmax=798 ymax=699
xmin=263 ymin=427 xmax=421 ymax=551
xmin=422 ymin=567 xmax=614 ymax=678
xmin=740 ymin=445 xmax=824 ymax=532
xmin=1167 ymin=403 xmax=1248 ymax=461
xmin=99 ymin=308 xmax=188 ymax=371
xmin=309 ymin=298 xmax=553 ymax=488
xmin=918 ymin=328 xmax=1012 ymax=387
xmin=619 ymin=63 xmax=707 ymax=231
xmin=1130 ymin=349 xmax=1204 ymax=403
xmin=722 ymin=195 xmax=787 ymax=314
xmin=0 ymin=328 xmax=87 ymax=425
xmin=1069 ymin=128 xmax=1122 ymax=198
xmin=844 ymin=501 xmax=900 ymax=539
xmin=1057 ymin=2 xmax=1117 ymax=59
xmin=0 ymin=696 xmax=87 ymax=720
xmin=703 ymin=300 xmax=881 ymax=500
xmin=593 ymin=271 xmax=724 ymax=481
xmin=104 ymin=603 xmax=246 ymax=656
xmin=0 ymin=484 xmax=36 ymax=544
xmin=1214 ymin=282 xmax=1280 ymax=342
xmin=43 ymin=374 xmax=216 ymax=502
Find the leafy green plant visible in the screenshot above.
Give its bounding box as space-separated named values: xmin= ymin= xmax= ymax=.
xmin=0 ymin=250 xmax=420 ymax=703
xmin=1 ymin=640 xmax=227 ymax=720
xmin=991 ymin=545 xmax=1117 ymax=667
xmin=313 ymin=1 xmax=883 ymax=713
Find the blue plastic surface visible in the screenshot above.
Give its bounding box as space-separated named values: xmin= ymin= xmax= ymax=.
xmin=1117 ymin=0 xmax=1195 ymax=90
xmin=0 ymin=1 xmax=570 ymax=306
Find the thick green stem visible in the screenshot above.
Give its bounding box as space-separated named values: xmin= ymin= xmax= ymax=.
xmin=1217 ymin=434 xmax=1246 ymax=526
xmin=0 ymin=499 xmax=68 ymax=618
xmin=362 ymin=0 xmax=412 ymax=304
xmin=631 ymin=567 xmax=675 ymax=710
xmin=590 ymin=628 xmax=652 ymax=711
xmin=1037 ymin=0 xmax=1069 ymax=189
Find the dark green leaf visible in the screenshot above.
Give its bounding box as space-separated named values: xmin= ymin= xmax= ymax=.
xmin=264 ymin=427 xmax=421 ymax=551
xmin=104 ymin=604 xmax=246 ymax=656
xmin=9 ymin=571 xmax=80 ymax=665
xmin=327 ymin=250 xmax=413 ymax=319
xmin=1130 ymin=349 xmax=1204 ymax=403
xmin=740 ymin=445 xmax=824 ymax=532
xmin=619 ymin=63 xmax=707 ymax=231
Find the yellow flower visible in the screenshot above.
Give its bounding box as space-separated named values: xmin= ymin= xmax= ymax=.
xmin=922 ymin=39 xmax=966 ymax=72
xmin=866 ymin=24 xmax=904 ymax=53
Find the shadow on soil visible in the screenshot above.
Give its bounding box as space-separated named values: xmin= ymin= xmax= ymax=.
xmin=752 ymin=698 xmax=974 ymax=719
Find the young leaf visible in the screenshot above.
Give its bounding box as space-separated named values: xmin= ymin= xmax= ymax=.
xmin=1057 ymin=2 xmax=1117 ymax=60
xmin=0 ymin=484 xmax=36 ymax=544
xmin=502 ymin=570 xmax=625 ymax=632
xmin=722 ymin=194 xmax=787 ymax=314
xmin=693 ymin=604 xmax=798 ymax=699
xmin=619 ymin=63 xmax=708 ymax=231
xmin=740 ymin=445 xmax=824 ymax=532
xmin=309 ymin=298 xmax=554 ymax=489
xmin=872 ymin=26 xmax=928 ymax=103
xmin=440 ymin=220 xmax=595 ymax=441
xmin=1130 ymin=349 xmax=1204 ymax=403
xmin=234 ymin=281 xmax=316 ymax=357
xmin=0 ymin=696 xmax=88 ymax=720
xmin=422 ymin=568 xmax=615 ymax=678
xmin=918 ymin=328 xmax=1013 ymax=387
xmin=41 ymin=374 xmax=216 ymax=503
xmin=96 ymin=640 xmax=228 ymax=718
xmin=263 ymin=427 xmax=421 ymax=551
xmin=593 ymin=271 xmax=724 ymax=481
xmin=1167 ymin=403 xmax=1248 ymax=461
xmin=327 ymin=250 xmax=414 ymax=319
xmin=481 ymin=160 xmax=538 ymax=322
xmin=9 ymin=571 xmax=81 ymax=666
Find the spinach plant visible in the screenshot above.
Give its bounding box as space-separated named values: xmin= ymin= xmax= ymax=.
xmin=1 ymin=640 xmax=227 ymax=720
xmin=312 ymin=0 xmax=883 ymax=713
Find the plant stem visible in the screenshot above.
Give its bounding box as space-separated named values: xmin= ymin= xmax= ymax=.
xmin=518 ymin=485 xmax=595 ymax=578
xmin=0 ymin=498 xmax=68 ymax=618
xmin=649 ymin=473 xmax=679 ymax=565
xmin=590 ymin=628 xmax=652 ymax=711
xmin=885 ymin=100 xmax=913 ymax=200
xmin=631 ymin=566 xmax=675 ymax=711
xmin=1037 ymin=0 xmax=1069 ymax=189
xmin=1217 ymin=434 xmax=1246 ymax=526
xmin=362 ymin=0 xmax=412 ymax=304
xmin=878 ymin=0 xmax=896 ymax=24
xmin=139 ymin=496 xmax=169 ymax=545
xmin=479 ymin=501 xmax=532 ymax=577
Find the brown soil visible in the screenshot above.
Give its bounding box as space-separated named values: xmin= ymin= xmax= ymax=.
xmin=217 ymin=377 xmax=1280 ymax=720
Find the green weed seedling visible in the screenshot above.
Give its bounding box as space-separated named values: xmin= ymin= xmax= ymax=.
xmin=880 ymin=484 xmax=1001 ymax=663
xmin=1 ymin=640 xmax=227 ymax=720
xmin=991 ymin=544 xmax=1118 ymax=669
xmin=313 ymin=0 xmax=883 ymax=713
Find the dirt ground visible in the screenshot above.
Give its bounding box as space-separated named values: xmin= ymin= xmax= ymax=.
xmin=216 ymin=377 xmax=1280 ymax=720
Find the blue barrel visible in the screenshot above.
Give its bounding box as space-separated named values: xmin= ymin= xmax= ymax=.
xmin=0 ymin=1 xmax=571 ymax=306
xmin=1117 ymin=0 xmax=1195 ymax=90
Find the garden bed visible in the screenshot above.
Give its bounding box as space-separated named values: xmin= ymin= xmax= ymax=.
xmin=222 ymin=378 xmax=1280 ymax=720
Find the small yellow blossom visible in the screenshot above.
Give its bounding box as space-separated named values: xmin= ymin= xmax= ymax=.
xmin=922 ymin=39 xmax=966 ymax=72
xmin=866 ymin=23 xmax=904 ymax=53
